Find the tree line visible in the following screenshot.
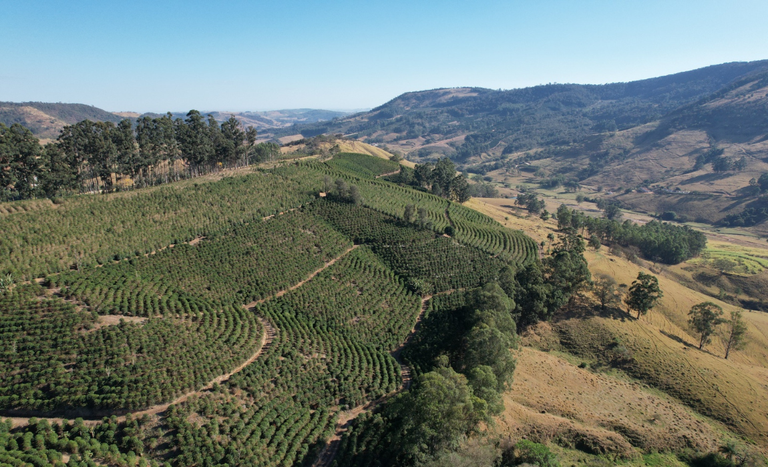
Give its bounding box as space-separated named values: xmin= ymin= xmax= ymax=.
xmin=515 ymin=194 xmax=706 ymax=264
xmin=0 ymin=112 xmax=281 ymax=201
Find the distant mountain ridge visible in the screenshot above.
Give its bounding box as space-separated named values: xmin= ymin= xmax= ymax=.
xmin=0 ymin=103 xmax=351 ymax=141
xmin=280 ymin=60 xmax=768 ymax=163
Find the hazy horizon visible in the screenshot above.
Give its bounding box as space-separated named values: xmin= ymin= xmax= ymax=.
xmin=3 ymin=0 xmax=768 ymax=112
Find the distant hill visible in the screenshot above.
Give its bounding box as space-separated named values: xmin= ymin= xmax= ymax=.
xmin=0 ymin=102 xmax=124 ymax=140
xmin=0 ymin=103 xmax=352 ymax=141
xmin=281 ymin=60 xmax=768 ymax=164
xmin=141 ymin=109 xmax=352 ymax=134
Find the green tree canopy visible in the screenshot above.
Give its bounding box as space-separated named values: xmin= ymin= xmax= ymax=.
xmin=688 ymin=302 xmax=725 ymax=350
xmin=625 ymin=272 xmax=663 ymax=319
xmin=723 ymin=310 xmax=748 ymax=359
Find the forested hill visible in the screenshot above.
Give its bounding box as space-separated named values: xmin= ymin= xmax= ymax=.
xmin=281 ymin=60 xmax=768 ymax=163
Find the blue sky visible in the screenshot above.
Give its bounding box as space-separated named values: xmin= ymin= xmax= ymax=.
xmin=2 ymin=0 xmax=767 ymax=112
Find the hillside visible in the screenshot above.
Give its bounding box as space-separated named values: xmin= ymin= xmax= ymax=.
xmin=279 ymin=60 xmax=768 ymax=164
xmin=2 ymin=153 xmax=767 ymax=466
xmin=0 ymin=102 xmax=124 ymax=141
xmin=0 ymin=153 xmax=546 ymax=466
xmin=465 ymin=198 xmax=768 ymax=462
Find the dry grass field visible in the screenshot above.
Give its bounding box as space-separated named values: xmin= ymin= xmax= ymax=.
xmin=467 ymin=196 xmax=768 ymax=458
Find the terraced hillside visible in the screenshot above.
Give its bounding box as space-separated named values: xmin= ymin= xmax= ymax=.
xmin=0 ymin=153 xmax=538 ymax=466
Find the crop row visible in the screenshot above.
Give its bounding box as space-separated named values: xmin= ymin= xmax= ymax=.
xmin=162 ymin=299 xmax=402 ymax=466
xmin=303 ymin=160 xmax=538 ymax=263
xmin=48 ymin=211 xmax=352 ymax=308
xmin=371 ymin=237 xmax=508 ymax=294
xmin=0 ymin=165 xmax=327 ymax=279
xmin=325 ymin=153 xmax=400 ymax=179
xmin=263 ymin=246 xmax=422 ymax=351
xmin=1 ymin=416 xmax=164 ymax=467
xmin=0 ymin=284 xmax=261 ymax=412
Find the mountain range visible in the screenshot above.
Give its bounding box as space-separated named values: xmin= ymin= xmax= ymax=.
xmin=280 ymin=60 xmax=768 ymax=165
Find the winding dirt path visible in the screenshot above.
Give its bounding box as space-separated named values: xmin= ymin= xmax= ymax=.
xmin=375 ymin=169 xmax=401 ymax=179
xmin=9 ymin=243 xmax=358 ymax=428
xmin=243 ymin=245 xmax=359 ymax=309
xmin=119 ymin=318 xmax=277 ymax=420
xmin=7 ymin=318 xmax=276 ymax=428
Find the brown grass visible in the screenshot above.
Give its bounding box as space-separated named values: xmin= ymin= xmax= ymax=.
xmin=470 ymin=196 xmax=768 ymax=449
xmin=499 ymin=346 xmax=724 ymax=455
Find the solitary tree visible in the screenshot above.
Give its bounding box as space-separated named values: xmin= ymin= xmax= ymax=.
xmin=588 ymin=234 xmax=601 ymax=250
xmin=688 ymin=302 xmax=725 ymax=350
xmin=624 ymin=272 xmax=662 ymax=319
xmin=417 ymin=207 xmax=431 ymax=229
xmin=403 ymin=204 xmax=416 ymax=223
xmin=723 ymin=310 xmax=748 ymax=359
xmin=322 ymin=175 xmax=332 ymax=193
xmin=544 ymin=233 xmax=591 ymax=312
xmin=592 ymin=274 xmax=621 ymax=311
xmin=334 ymin=179 xmax=348 ymax=199
xmin=556 ymin=204 xmax=571 ymax=230
xmin=349 ymin=185 xmax=362 ymax=205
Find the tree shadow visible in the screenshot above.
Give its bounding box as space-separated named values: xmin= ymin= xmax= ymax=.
xmin=551 ymin=295 xmax=630 ymax=323
xmin=660 ymin=330 xmax=696 ymax=349
xmin=679 ymin=172 xmax=731 ymax=186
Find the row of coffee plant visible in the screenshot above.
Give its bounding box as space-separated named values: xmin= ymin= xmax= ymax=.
xmin=0 ymin=284 xmax=261 ymax=412
xmin=48 ymin=211 xmax=351 ymax=309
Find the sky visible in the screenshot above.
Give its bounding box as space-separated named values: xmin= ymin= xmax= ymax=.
xmin=2 ymin=0 xmax=768 ymax=113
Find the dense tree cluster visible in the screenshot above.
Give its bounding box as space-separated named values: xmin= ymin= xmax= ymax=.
xmin=515 ymin=190 xmax=545 ymax=214
xmin=336 ymin=284 xmax=519 ymax=465
xmin=0 ymin=114 xmax=283 ymax=200
xmin=501 ymin=233 xmax=592 ymax=326
xmin=556 ymin=204 xmax=706 ymax=264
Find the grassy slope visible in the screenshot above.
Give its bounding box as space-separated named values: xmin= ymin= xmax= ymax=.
xmin=470 ymin=197 xmax=768 ymax=454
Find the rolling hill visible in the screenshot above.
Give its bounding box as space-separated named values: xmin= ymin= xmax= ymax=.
xmin=0 ymin=102 xmax=124 ymax=140
xmin=273 ymin=60 xmax=768 ymax=231
xmin=0 ymin=103 xmax=351 ymax=142
xmin=279 ymin=60 xmax=768 ymax=164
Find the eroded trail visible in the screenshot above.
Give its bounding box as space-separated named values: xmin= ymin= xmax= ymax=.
xmin=375 ymin=169 xmax=401 ymax=179
xmin=312 ymin=293 xmax=432 ymax=467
